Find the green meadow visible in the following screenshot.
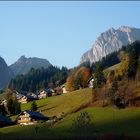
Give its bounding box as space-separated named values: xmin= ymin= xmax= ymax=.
xmin=0 ymin=88 xmax=140 ymax=139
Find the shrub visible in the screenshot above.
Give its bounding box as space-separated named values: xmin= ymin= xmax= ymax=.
xmin=72 ymin=111 xmax=96 ymax=135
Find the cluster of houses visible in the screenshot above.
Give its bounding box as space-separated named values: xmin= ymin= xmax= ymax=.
xmin=14 ymin=87 xmax=68 ymax=104
xmin=0 ymin=77 xmax=95 ymax=127
xmin=13 ymin=76 xmax=94 ymax=104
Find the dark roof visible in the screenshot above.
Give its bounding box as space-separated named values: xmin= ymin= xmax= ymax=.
xmin=16 ymin=93 xmax=24 ymax=100
xmin=26 ymin=95 xmax=37 ymax=100
xmin=27 ymin=92 xmax=38 ymax=97
xmin=27 ymin=110 xmax=46 ymax=118
xmin=87 ymin=76 xmax=94 ymax=83
xmin=18 ymin=110 xmax=49 ymax=120
xmin=46 ymin=88 xmax=55 ymax=93
xmin=0 ymin=114 xmax=13 ymax=124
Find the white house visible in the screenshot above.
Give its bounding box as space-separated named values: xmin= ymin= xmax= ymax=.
xmin=87 ymin=76 xmax=94 ymax=88
xmin=38 ymin=90 xmax=47 ymax=99
xmin=61 ymin=85 xmax=69 ymax=93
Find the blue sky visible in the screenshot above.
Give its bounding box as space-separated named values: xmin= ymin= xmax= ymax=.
xmin=0 ymin=1 xmax=140 ymax=68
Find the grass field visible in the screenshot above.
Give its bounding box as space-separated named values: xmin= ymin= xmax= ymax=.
xmin=0 ymin=88 xmax=140 ymax=139
xmin=103 ymin=63 xmax=121 ymax=77
xmin=53 ymin=107 xmax=140 ymax=137
xmin=21 ymin=88 xmax=92 ymax=116
xmin=0 ymin=107 xmax=140 ymax=139
xmin=10 ymin=88 xmax=92 ymax=121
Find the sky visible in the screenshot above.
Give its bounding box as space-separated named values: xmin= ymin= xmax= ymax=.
xmin=0 ymin=1 xmax=140 ymax=68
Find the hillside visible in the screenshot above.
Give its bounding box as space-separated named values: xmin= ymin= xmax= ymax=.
xmin=0 ymin=88 xmax=140 ymax=139
xmin=53 ymin=107 xmax=140 ymax=138
xmin=8 ymin=66 xmax=68 ymax=92
xmin=103 ymin=63 xmax=121 ymax=77
xmin=0 ymin=56 xmax=13 ymax=89
xmin=9 ymin=88 xmax=92 ymax=121
xmin=22 ymin=88 xmax=92 ymax=117
xmin=1 ymin=107 xmax=140 ymax=139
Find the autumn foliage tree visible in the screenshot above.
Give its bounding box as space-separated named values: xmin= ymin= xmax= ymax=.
xmin=65 ymin=75 xmax=75 ymax=92
xmin=65 ymin=66 xmax=92 ymax=91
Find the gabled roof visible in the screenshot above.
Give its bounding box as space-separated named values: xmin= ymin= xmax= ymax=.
xmin=26 ymin=110 xmax=47 ymax=119
xmin=46 ymin=88 xmax=55 ymax=93
xmin=87 ymin=76 xmax=94 ymax=83
xmin=16 ymin=93 xmax=25 ymax=100
xmin=27 ymin=92 xmax=38 ymax=97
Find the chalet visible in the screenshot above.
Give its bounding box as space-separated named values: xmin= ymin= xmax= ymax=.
xmin=16 ymin=91 xmax=38 ymax=103
xmin=27 ymin=92 xmax=38 ymax=99
xmin=46 ymin=88 xmax=55 ymax=96
xmin=37 ymin=90 xmax=47 ymax=99
xmin=16 ymin=93 xmax=28 ymax=104
xmin=61 ymin=85 xmax=69 ymax=93
xmin=0 ymin=114 xmax=13 ymax=127
xmin=16 ymin=110 xmax=49 ymax=125
xmin=0 ymin=99 xmax=7 ymax=106
xmin=87 ymin=76 xmax=94 ymax=88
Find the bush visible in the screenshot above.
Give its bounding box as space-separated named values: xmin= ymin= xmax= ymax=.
xmin=72 ymin=111 xmax=96 ymax=135
xmin=31 ymin=101 xmax=37 ymax=111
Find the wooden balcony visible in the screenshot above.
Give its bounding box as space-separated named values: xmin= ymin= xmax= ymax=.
xmin=17 ymin=120 xmax=31 ymax=123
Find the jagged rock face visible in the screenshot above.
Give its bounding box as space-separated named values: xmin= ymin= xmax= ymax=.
xmin=10 ymin=55 xmax=52 ymax=76
xmin=80 ymin=26 xmax=140 ymax=65
xmin=0 ymin=56 xmax=14 ymax=89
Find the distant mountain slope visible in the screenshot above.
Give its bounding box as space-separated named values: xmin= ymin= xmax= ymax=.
xmin=10 ymin=55 xmax=52 ymax=76
xmin=80 ymin=26 xmax=140 ymax=65
xmin=0 ymin=56 xmax=14 ymax=89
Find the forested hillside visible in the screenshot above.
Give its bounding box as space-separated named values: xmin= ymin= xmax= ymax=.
xmin=8 ymin=66 xmax=68 ymax=92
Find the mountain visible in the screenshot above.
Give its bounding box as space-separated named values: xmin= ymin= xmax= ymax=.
xmin=80 ymin=26 xmax=140 ymax=65
xmin=10 ymin=55 xmax=52 ymax=76
xmin=0 ymin=56 xmax=14 ymax=89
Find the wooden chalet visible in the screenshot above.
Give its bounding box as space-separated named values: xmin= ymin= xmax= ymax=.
xmin=38 ymin=90 xmax=47 ymax=99
xmin=16 ymin=110 xmax=49 ymax=125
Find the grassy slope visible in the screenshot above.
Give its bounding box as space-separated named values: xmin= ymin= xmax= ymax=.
xmin=0 ymin=87 xmax=140 ymax=139
xmin=0 ymin=107 xmax=140 ymax=139
xmin=53 ymin=107 xmax=140 ymax=137
xmin=103 ymin=63 xmax=121 ymax=77
xmin=10 ymin=88 xmax=92 ymax=121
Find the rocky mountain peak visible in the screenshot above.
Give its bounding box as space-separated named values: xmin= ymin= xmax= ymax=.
xmin=17 ymin=55 xmax=27 ymax=63
xmin=10 ymin=56 xmax=52 ymax=76
xmin=0 ymin=56 xmax=13 ymax=89
xmin=80 ymin=26 xmax=140 ymax=65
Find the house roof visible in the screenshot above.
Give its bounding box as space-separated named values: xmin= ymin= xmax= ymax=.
xmin=16 ymin=93 xmax=37 ymax=100
xmin=0 ymin=114 xmax=13 ymax=124
xmin=16 ymin=93 xmax=25 ymax=100
xmin=87 ymin=76 xmax=94 ymax=83
xmin=27 ymin=92 xmax=38 ymax=97
xmin=46 ymin=88 xmax=55 ymax=93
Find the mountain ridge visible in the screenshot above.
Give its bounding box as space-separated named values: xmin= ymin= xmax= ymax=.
xmin=80 ymin=26 xmax=140 ymax=65
xmin=0 ymin=56 xmax=14 ymax=89
xmin=10 ymin=55 xmax=52 ymax=76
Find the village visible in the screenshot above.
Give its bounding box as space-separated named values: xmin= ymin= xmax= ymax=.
xmin=0 ymin=78 xmax=94 ymax=127
xmin=0 ymin=85 xmax=68 ymax=126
